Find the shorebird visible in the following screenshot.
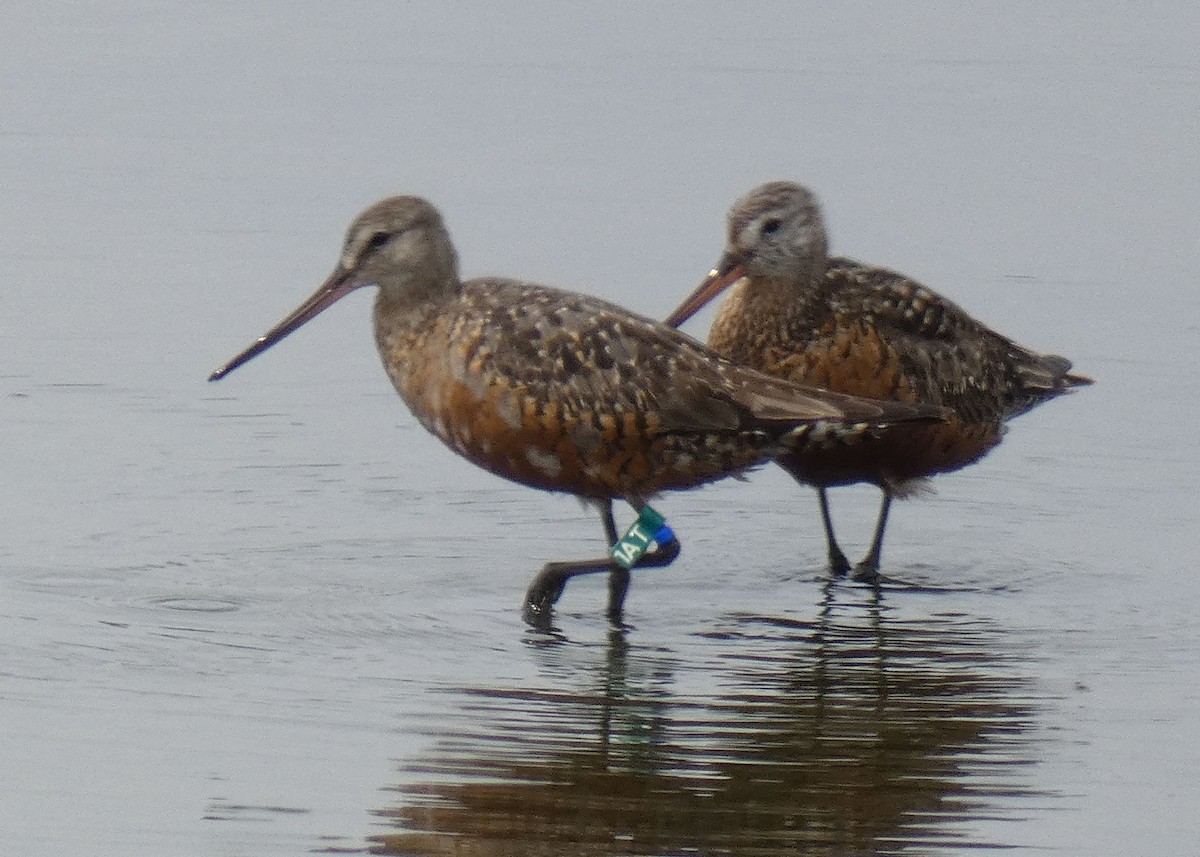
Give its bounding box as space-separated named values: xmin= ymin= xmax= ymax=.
xmin=209 ymin=195 xmax=945 ymax=623
xmin=665 ymin=181 xmax=1092 ymax=579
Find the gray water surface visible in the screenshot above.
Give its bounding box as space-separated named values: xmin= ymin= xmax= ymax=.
xmin=3 ymin=3 xmax=1198 ymax=855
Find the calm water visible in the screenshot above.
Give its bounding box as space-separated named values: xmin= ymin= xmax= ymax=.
xmin=3 ymin=3 xmax=1198 ymax=855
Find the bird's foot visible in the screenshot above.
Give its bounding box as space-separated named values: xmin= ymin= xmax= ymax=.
xmin=827 ymin=546 xmax=852 ymax=576
xmin=522 ymin=565 xmax=572 ymax=628
xmin=605 ymin=567 xmax=630 ymax=625
xmin=849 ymin=563 xmax=882 ymax=585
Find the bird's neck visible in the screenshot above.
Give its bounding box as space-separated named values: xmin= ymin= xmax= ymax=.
xmin=374 ymin=271 xmax=460 ymax=325
xmin=709 ymin=272 xmax=822 ymax=360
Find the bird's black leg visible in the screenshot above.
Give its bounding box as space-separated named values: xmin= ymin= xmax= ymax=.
xmin=601 ymin=501 xmax=619 ymax=545
xmin=603 ymin=502 xmax=631 ymax=622
xmin=604 ymin=500 xmax=680 ymax=621
xmin=817 ymin=487 xmax=852 ymax=575
xmin=852 ymin=492 xmax=892 ymax=583
xmin=521 ymin=500 xmax=680 ymax=627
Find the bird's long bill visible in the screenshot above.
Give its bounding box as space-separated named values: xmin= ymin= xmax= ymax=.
xmin=207 ymin=268 xmax=359 ymax=381
xmin=662 ymin=253 xmax=747 ymax=329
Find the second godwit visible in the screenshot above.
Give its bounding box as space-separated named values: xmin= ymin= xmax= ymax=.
xmin=209 ymin=195 xmax=945 ymax=624
xmin=665 ymin=181 xmax=1093 ymax=579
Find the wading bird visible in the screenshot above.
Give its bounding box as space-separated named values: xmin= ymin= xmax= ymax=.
xmin=665 ymin=181 xmax=1092 ymax=579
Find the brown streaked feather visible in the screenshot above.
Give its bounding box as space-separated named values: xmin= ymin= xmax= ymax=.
xmin=676 ymin=180 xmax=1092 ymax=495
xmin=375 ymin=277 xmax=943 ymax=500
xmin=705 ymin=261 xmax=1090 ymax=493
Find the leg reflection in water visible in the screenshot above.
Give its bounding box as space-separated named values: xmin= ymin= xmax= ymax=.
xmin=374 ymin=587 xmax=1056 ymax=855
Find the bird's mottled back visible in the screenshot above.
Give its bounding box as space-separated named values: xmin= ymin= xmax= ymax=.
xmin=815 ymin=257 xmax=1092 ymax=421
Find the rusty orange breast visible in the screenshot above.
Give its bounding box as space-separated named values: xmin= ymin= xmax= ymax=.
xmin=373 ymin=303 xmax=770 ymax=500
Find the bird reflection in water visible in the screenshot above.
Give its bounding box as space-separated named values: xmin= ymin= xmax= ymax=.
xmin=372 ymin=590 xmax=1054 ymax=855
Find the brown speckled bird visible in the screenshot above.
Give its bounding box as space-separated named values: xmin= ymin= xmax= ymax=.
xmin=665 ymin=181 xmax=1093 ymax=579
xmin=209 ymin=195 xmax=946 ymax=624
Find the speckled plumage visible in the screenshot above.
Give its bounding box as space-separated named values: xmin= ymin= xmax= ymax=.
xmin=375 ymin=277 xmax=939 ymax=501
xmin=666 ymin=181 xmax=1093 ymax=575
xmin=209 ymin=195 xmax=945 ymax=622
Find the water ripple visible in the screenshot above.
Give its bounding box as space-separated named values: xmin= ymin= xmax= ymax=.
xmin=372 ymin=602 xmax=1061 ymax=855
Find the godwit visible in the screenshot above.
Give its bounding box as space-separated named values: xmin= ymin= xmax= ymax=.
xmin=665 ymin=181 xmax=1092 ymax=579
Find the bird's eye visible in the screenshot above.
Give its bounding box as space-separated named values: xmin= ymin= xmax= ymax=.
xmin=365 ymin=232 xmax=389 ymax=252
xmin=761 ymin=218 xmax=783 ymax=236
